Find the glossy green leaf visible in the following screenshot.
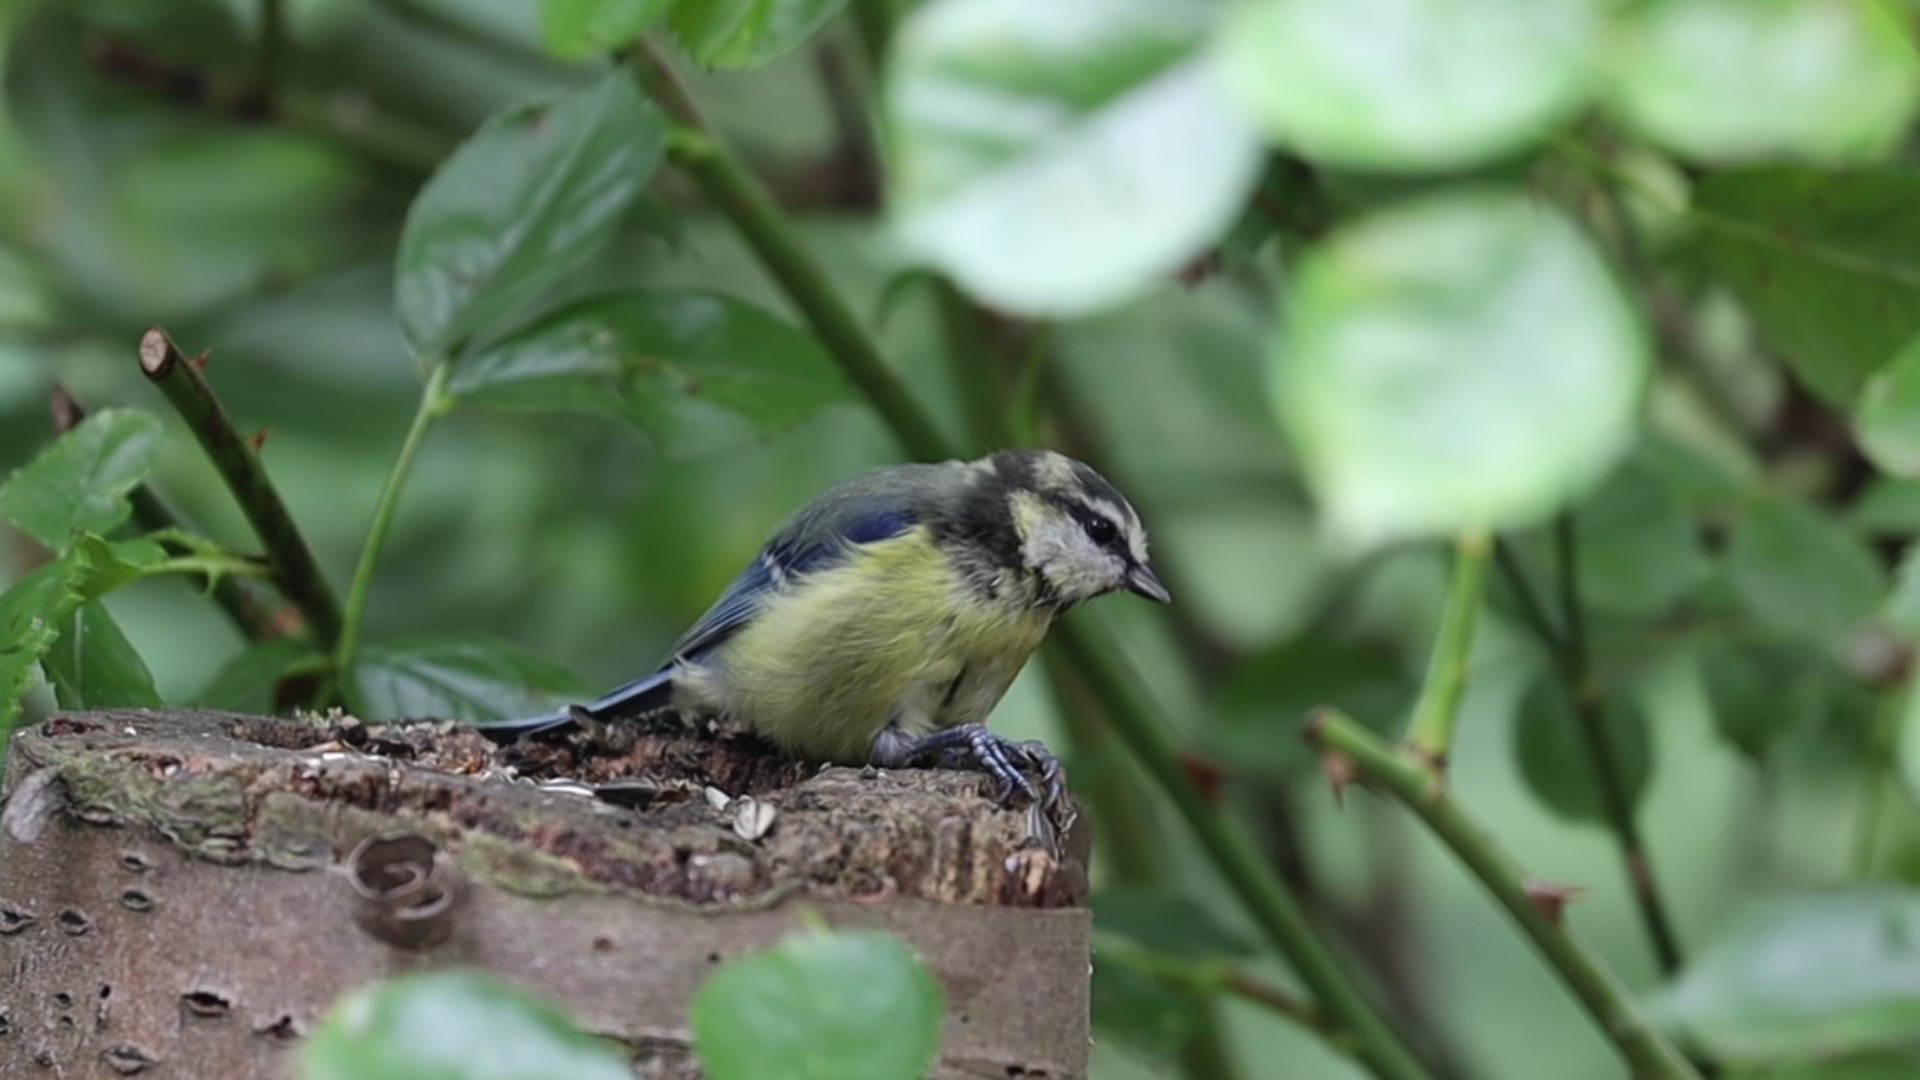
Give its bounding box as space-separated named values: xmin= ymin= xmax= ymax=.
xmin=450 ymin=290 xmax=849 ymax=456
xmin=540 ymin=0 xmax=677 ymax=60
xmin=670 ymin=0 xmax=848 ymax=68
xmin=197 ymin=637 xmax=317 ymax=713
xmin=886 ymin=0 xmax=1263 ymax=316
xmin=41 ymin=600 xmax=161 ymax=710
xmin=1513 ymin=672 xmax=1651 ymax=825
xmin=0 ymin=409 xmax=163 ymax=552
xmin=1214 ymin=0 xmax=1600 ymax=172
xmin=1694 ymin=166 xmax=1920 ymax=405
xmin=691 ymin=930 xmax=942 ymax=1080
xmin=1725 ymin=499 xmax=1886 ymax=641
xmin=1565 ymin=456 xmax=1709 ymax=615
xmin=1652 ymin=891 xmax=1920 ymax=1063
xmin=1856 ymin=335 xmax=1920 ymax=476
xmin=1607 ymin=0 xmax=1920 ymax=163
xmin=346 ymin=634 xmax=591 ymax=723
xmin=1212 ymin=636 xmax=1412 ymax=771
xmin=1091 ymin=959 xmax=1204 ymax=1062
xmin=1698 ymin=642 xmax=1829 ymax=760
xmin=394 ymin=73 xmax=665 ymax=355
xmin=1093 ymin=887 xmax=1256 ymax=958
xmin=1275 ymin=191 xmax=1647 ymax=544
xmin=301 ymin=972 xmax=632 ymax=1080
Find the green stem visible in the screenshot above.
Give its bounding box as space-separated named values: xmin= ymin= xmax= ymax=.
xmin=1093 ymin=933 xmax=1334 ymax=1040
xmin=335 ymin=361 xmax=452 ymax=673
xmin=1052 ymin=619 xmax=1436 ymax=1080
xmin=629 ymin=42 xmax=953 ymax=464
xmin=1553 ymin=514 xmax=1686 ymax=978
xmin=1404 ymin=532 xmax=1491 ymax=764
xmin=935 ymin=281 xmax=1015 ymax=452
xmin=1307 ymin=710 xmax=1704 ymax=1080
xmin=1491 ymin=538 xmax=1562 ymax=651
xmin=137 ymin=328 xmax=343 ymax=652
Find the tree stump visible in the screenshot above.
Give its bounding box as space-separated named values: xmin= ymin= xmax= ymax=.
xmin=0 ymin=709 xmax=1091 ymax=1079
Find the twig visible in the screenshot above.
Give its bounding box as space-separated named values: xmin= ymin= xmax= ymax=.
xmin=49 ymin=386 xmax=286 ymax=643
xmin=629 ymin=41 xmax=953 ymax=463
xmin=1093 ymin=933 xmax=1335 ymax=1042
xmin=1306 ymin=709 xmax=1704 ymax=1080
xmin=1491 ymin=538 xmax=1562 ymax=650
xmin=1553 ymin=514 xmax=1686 ymax=977
xmin=136 ymin=328 xmax=343 ymax=651
xmin=1404 ymin=532 xmax=1491 ymax=766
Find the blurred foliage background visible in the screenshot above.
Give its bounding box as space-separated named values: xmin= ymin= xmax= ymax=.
xmin=6 ymin=0 xmax=1920 ymax=1079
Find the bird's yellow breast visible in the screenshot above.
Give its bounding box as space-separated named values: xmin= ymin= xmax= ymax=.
xmin=691 ymin=528 xmax=1052 ymax=764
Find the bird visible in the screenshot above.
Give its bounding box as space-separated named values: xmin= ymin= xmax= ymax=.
xmin=475 ymin=448 xmax=1168 ymax=807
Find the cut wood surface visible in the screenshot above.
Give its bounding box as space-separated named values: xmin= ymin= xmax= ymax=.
xmin=0 ymin=708 xmax=1091 ymax=1079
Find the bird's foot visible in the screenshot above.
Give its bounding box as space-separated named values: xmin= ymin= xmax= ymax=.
xmin=870 ymin=723 xmax=1065 ymax=811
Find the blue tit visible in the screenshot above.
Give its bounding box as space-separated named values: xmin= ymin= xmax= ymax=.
xmin=477 ymin=448 xmax=1168 ymax=806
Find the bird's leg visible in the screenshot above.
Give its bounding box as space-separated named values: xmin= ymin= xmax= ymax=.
xmin=869 ymin=722 xmax=1064 ymax=809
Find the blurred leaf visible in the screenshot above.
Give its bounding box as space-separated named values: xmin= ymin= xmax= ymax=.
xmin=301 ymin=971 xmax=631 ymax=1080
xmin=345 ymin=634 xmax=590 ymax=723
xmin=197 ymin=637 xmax=316 ymax=713
xmin=1889 ymin=544 xmax=1920 ymax=639
xmin=1091 ymin=959 xmax=1204 ymax=1062
xmin=1607 ymin=0 xmax=1920 ymax=163
xmin=1694 ymin=166 xmax=1920 ymax=404
xmin=886 ymin=0 xmax=1263 ymax=316
xmin=1730 ymin=1059 xmax=1920 ymax=1080
xmin=1851 ymin=477 xmax=1920 ymax=535
xmin=670 ymin=0 xmax=849 ymax=68
xmin=1856 ymin=334 xmax=1920 ymax=476
xmin=450 ymin=290 xmax=849 ymax=456
xmin=1568 ymin=456 xmax=1709 ymax=616
xmin=691 ymin=930 xmax=942 ymax=1080
xmin=1213 ymin=0 xmax=1600 ymax=171
xmin=394 ymin=72 xmax=665 ymax=356
xmin=1212 ymin=636 xmax=1411 ymax=771
xmin=1651 ymin=890 xmax=1920 ymax=1064
xmin=1699 ymin=641 xmax=1827 ymax=760
xmin=1276 ymin=191 xmax=1646 ymax=545
xmin=1899 ymin=675 xmax=1920 ymax=811
xmin=0 ymin=409 xmax=163 ymax=552
xmin=1513 ymin=672 xmax=1652 ymax=824
xmin=41 ymin=601 xmax=162 ymax=710
xmin=540 ymin=0 xmax=676 ymax=60
xmin=1093 ymin=886 xmax=1256 ymax=958
xmin=1725 ymin=499 xmax=1886 ymax=642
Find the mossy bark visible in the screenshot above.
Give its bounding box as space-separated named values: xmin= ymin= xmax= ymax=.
xmin=0 ymin=709 xmax=1091 ymax=1079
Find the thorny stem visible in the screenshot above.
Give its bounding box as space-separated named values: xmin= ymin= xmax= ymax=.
xmin=1404 ymin=531 xmax=1491 ymax=765
xmin=336 ymin=361 xmax=453 ymax=674
xmin=137 ymin=328 xmax=343 ymax=651
xmin=1092 ymin=934 xmax=1336 ymax=1042
xmin=1307 ymin=710 xmax=1704 ymax=1080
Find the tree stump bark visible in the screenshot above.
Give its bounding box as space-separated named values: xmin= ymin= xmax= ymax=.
xmin=0 ymin=709 xmax=1091 ymax=1079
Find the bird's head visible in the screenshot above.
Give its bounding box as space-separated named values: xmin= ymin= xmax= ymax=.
xmin=988 ymin=449 xmax=1169 ymax=608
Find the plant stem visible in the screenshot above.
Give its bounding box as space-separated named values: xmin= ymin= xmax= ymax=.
xmin=335 ymin=361 xmax=452 ymax=673
xmin=1491 ymin=538 xmax=1562 ymax=651
xmin=629 ymin=41 xmax=953 ymax=464
xmin=137 ymin=328 xmax=343 ymax=651
xmin=1553 ymin=514 xmax=1686 ymax=977
xmin=254 ymin=0 xmax=286 ymax=101
xmin=1092 ymin=933 xmax=1335 ymax=1041
xmin=935 ymin=282 xmax=1016 ymax=452
xmin=1404 ymin=531 xmax=1491 ymax=765
xmin=1306 ymin=709 xmax=1704 ymax=1080
xmin=1052 ymin=620 xmax=1436 ymax=1080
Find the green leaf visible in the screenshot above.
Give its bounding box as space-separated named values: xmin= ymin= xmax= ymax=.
xmin=1898 ymin=674 xmax=1920 ymax=810
xmin=1093 ymin=887 xmax=1256 ymax=958
xmin=41 ymin=600 xmax=162 ymax=710
xmin=1513 ymin=671 xmax=1652 ymax=825
xmin=885 ymin=0 xmax=1263 ymax=316
xmin=1564 ymin=455 xmax=1709 ymax=616
xmin=393 ymin=72 xmax=665 ymax=356
xmin=540 ymin=0 xmax=677 ymax=60
xmin=0 ymin=535 xmax=173 ymax=731
xmin=670 ymin=0 xmax=849 ymax=68
xmin=1606 ymin=0 xmax=1920 ymax=164
xmin=450 ymin=290 xmax=849 ymax=456
xmin=1725 ymin=498 xmax=1886 ymax=642
xmin=1090 ymin=959 xmax=1204 ymax=1062
xmin=1275 ymin=190 xmax=1647 ymax=545
xmin=1698 ymin=641 xmax=1831 ymax=760
xmin=345 ymin=634 xmax=591 ymax=723
xmin=1651 ymin=890 xmax=1920 ymax=1064
xmin=1731 ymin=1060 xmax=1920 ymax=1080
xmin=197 ymin=637 xmax=316 ymax=713
xmin=0 ymin=409 xmax=164 ymax=552
xmin=0 ymin=556 xmax=82 ymax=732
xmin=1694 ymin=166 xmax=1920 ymax=405
xmin=1213 ymin=0 xmax=1601 ymax=172
xmin=1851 ymin=478 xmax=1920 ymax=535
xmin=691 ymin=930 xmax=943 ymax=1080
xmin=301 ymin=972 xmax=633 ymax=1080
xmin=1211 ymin=636 xmax=1412 ymax=772
xmin=1856 ymin=335 xmax=1920 ymax=476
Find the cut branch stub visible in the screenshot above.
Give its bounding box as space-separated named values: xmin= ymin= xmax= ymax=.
xmin=0 ymin=709 xmax=1091 ymax=1079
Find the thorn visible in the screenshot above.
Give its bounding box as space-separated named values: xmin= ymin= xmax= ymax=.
xmin=1320 ymin=750 xmax=1356 ymax=808
xmin=1523 ymin=879 xmax=1586 ymax=925
xmin=48 ymin=385 xmax=85 ymax=433
xmin=188 ymin=350 xmax=210 ymax=372
xmin=1177 ymin=753 xmax=1225 ymax=804
xmin=247 ymin=427 xmax=271 ymax=451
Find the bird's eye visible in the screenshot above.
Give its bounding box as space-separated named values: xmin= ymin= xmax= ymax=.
xmin=1081 ymin=515 xmax=1119 ymax=546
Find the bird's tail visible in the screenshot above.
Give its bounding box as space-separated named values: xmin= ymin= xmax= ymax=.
xmin=471 ymin=668 xmax=676 ymax=743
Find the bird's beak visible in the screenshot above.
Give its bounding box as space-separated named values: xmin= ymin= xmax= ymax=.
xmin=1126 ymin=563 xmax=1171 ymax=603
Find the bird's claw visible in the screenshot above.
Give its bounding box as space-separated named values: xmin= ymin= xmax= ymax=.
xmin=870 ymin=723 xmax=1066 ymax=812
